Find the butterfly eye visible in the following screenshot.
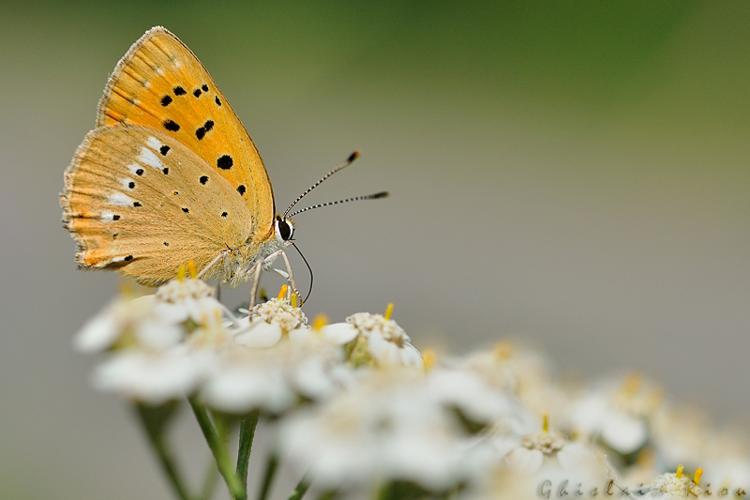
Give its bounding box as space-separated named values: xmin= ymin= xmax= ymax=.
xmin=275 ymin=218 xmax=294 ymax=241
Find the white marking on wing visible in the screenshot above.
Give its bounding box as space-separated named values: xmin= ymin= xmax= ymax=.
xmin=139 ymin=146 xmax=163 ymax=169
xmin=146 ymin=136 xmax=162 ymax=149
xmin=108 ymin=192 xmax=136 ymax=206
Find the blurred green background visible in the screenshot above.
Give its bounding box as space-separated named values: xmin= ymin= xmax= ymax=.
xmin=2 ymin=1 xmax=750 ymax=498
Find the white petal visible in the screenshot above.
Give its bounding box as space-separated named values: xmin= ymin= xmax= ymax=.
xmin=399 ymin=344 xmax=423 ymax=368
xmin=188 ymin=298 xmax=224 ymax=323
xmin=570 ymin=394 xmax=609 ymax=433
xmin=135 ymin=321 xmax=183 ymax=351
xmin=203 ymin=367 xmax=295 ymax=413
xmin=292 ymin=358 xmax=336 ymax=400
xmin=368 ymin=332 xmax=400 ymax=365
xmin=234 ymin=321 xmax=282 ymax=348
xmin=93 ymin=349 xmax=211 ymax=405
xmin=506 ymin=447 xmax=544 ymax=473
xmin=601 ymin=412 xmax=647 ymax=454
xmin=320 ymin=323 xmax=359 ymax=344
xmin=288 ymin=326 xmax=312 ymax=342
xmin=74 ymin=312 xmax=119 ymax=352
xmin=153 ymin=302 xmax=191 ymax=324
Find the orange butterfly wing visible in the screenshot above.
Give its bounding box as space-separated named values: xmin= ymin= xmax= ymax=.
xmin=96 ymin=26 xmax=275 ymax=244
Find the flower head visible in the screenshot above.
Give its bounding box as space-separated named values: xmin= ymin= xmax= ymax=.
xmin=153 ymin=276 xmax=223 ymax=325
xmin=232 ymin=292 xmax=310 ymax=348
xmin=92 ymin=344 xmax=216 ymax=405
xmin=280 ymin=369 xmax=472 ymax=493
xmin=568 ymin=373 xmax=662 ymax=456
xmin=649 ymin=466 xmax=704 ymax=499
xmin=74 ymin=294 xmax=178 ymax=353
xmin=201 ymin=335 xmax=349 ymax=414
xmin=326 ymin=306 xmax=422 ymax=368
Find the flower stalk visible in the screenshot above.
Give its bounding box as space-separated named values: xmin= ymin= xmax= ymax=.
xmin=236 ymin=410 xmax=260 ymax=492
xmin=189 ymin=397 xmax=245 ymax=500
xmin=287 ymin=475 xmax=311 ymax=500
xmin=257 ymin=451 xmax=280 ymax=500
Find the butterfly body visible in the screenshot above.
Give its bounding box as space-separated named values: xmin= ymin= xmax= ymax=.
xmin=62 ymin=26 xmax=281 ymax=286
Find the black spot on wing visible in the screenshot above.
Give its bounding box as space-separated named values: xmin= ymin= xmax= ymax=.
xmin=215 ymin=96 xmax=222 ymax=106
xmin=237 ymin=184 xmax=246 ymax=195
xmin=135 ymin=168 xmax=144 ymax=176
xmin=182 ymin=207 xmax=189 ymax=213
xmin=221 ymin=211 xmax=228 ymax=218
xmin=202 ymin=84 xmax=209 ymax=92
xmin=200 ymin=175 xmax=209 ymax=185
xmin=217 ymin=155 xmax=233 ymax=169
xmin=133 ymin=201 xmax=142 ymax=207
xmin=128 ymin=181 xmax=135 ymax=189
xmin=161 ymin=95 xmax=173 ymax=106
xmin=163 ymin=120 xmax=180 ymax=132
xmin=163 ymin=241 xmax=169 ymax=247
xmin=193 ymin=88 xmax=202 ymax=97
xmin=173 ymin=86 xmax=187 ymax=96
xmin=160 ymin=145 xmax=171 ymax=156
xmin=112 ymin=214 xmax=121 ymax=221
xmin=162 ymin=167 xmax=169 ymax=175
xmin=124 ymin=255 xmax=134 ymax=262
xmin=195 ymin=120 xmax=214 ymax=140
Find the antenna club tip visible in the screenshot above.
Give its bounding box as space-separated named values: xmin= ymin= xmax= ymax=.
xmin=372 ymin=191 xmax=389 ymax=199
xmin=347 ymin=151 xmax=360 ymax=163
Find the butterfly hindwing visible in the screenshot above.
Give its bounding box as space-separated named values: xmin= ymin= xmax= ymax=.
xmin=62 ymin=125 xmax=255 ymax=285
xmin=96 ymin=26 xmax=275 ymax=244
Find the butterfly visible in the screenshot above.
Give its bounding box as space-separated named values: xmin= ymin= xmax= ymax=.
xmin=61 ymin=26 xmax=386 ymax=302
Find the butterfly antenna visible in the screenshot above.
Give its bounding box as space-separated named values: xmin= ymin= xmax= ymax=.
xmin=287 ymin=191 xmax=389 ymax=218
xmin=291 ymin=242 xmax=314 ymax=304
xmin=284 ymin=151 xmax=361 ymax=218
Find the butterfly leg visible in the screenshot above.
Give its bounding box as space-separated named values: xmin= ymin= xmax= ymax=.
xmin=277 ymin=250 xmax=301 ymax=302
xmin=257 ymin=249 xmax=300 ymax=302
xmin=198 ymin=250 xmax=229 ymax=280
xmin=248 ymin=260 xmax=263 ymax=309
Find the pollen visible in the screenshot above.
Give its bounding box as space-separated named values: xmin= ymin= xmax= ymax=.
xmin=542 ymin=414 xmax=550 ymax=433
xmin=291 ymin=292 xmax=298 ymax=308
xmin=177 ymin=263 xmax=187 ymax=282
xmin=187 ymin=260 xmax=198 ymax=279
xmin=312 ymin=314 xmax=329 ymax=332
xmin=676 ymin=464 xmax=684 ymax=479
xmin=277 ymin=283 xmax=289 ymax=300
xmin=622 ymin=373 xmax=642 ymax=396
xmin=422 ymin=349 xmax=437 ymax=372
xmin=493 ymin=340 xmax=514 ymax=360
xmin=384 ymin=302 xmax=394 ymax=320
xmin=693 ymin=468 xmax=703 ymax=485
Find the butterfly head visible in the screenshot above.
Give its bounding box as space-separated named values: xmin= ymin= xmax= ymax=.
xmin=274 ymin=215 xmax=295 ymax=243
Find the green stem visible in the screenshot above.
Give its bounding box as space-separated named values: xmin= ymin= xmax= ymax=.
xmin=236 ymin=411 xmax=260 ymax=492
xmin=189 ymin=397 xmax=245 ymax=500
xmin=133 ymin=404 xmax=193 ymax=500
xmin=257 ymin=452 xmax=280 ymax=500
xmin=287 ymin=475 xmax=310 ymax=500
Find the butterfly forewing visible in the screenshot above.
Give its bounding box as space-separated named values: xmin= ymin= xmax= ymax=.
xmin=62 ymin=125 xmax=254 ymax=285
xmin=96 ymin=26 xmax=275 ymax=243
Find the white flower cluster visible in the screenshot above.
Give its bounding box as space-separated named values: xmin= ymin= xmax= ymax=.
xmin=76 ymin=277 xmax=750 ymax=499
